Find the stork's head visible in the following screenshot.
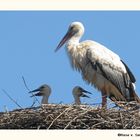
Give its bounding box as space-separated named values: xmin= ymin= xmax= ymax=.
xmin=72 ymin=86 xmax=92 ymax=98
xmin=29 ymin=84 xmax=51 ymax=97
xmin=55 ymin=22 xmax=84 ymax=52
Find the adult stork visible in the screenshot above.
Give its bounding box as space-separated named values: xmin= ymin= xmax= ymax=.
xmin=55 ymin=21 xmax=140 ymax=108
xmin=29 ymin=84 xmax=51 ymax=105
xmin=72 ymin=86 xmax=92 ymax=104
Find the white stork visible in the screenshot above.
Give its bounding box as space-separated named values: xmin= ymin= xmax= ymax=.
xmin=29 ymin=84 xmax=51 ymax=104
xmin=55 ymin=21 xmax=140 ymax=107
xmin=72 ymin=86 xmax=92 ymax=104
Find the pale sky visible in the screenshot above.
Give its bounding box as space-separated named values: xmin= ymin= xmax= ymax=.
xmin=0 ymin=11 xmax=140 ymax=111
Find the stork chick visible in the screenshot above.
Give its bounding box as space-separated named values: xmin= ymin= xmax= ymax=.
xmin=72 ymin=86 xmax=92 ymax=105
xmin=29 ymin=84 xmax=51 ymax=105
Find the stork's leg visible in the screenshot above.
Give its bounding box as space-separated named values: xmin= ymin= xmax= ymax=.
xmin=101 ymin=92 xmax=107 ymax=108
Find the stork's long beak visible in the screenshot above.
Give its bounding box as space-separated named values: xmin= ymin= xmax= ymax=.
xmin=81 ymin=88 xmax=92 ymax=95
xmin=29 ymin=88 xmax=40 ymax=93
xmin=81 ymin=94 xmax=90 ymax=98
xmin=30 ymin=92 xmax=44 ymax=97
xmin=55 ymin=29 xmax=73 ymax=52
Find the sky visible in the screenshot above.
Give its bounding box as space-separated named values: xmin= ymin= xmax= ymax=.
xmin=0 ymin=11 xmax=140 ymax=111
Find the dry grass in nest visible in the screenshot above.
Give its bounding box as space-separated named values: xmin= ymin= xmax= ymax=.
xmin=0 ymin=104 xmax=140 ymax=129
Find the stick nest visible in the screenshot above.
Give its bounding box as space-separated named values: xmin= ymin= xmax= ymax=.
xmin=0 ymin=104 xmax=140 ymax=129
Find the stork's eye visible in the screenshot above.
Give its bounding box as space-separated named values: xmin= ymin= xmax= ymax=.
xmin=79 ymin=87 xmax=83 ymax=91
xmin=40 ymin=86 xmax=45 ymax=89
xmin=69 ymin=26 xmax=74 ymax=31
xmin=71 ymin=26 xmax=75 ymax=29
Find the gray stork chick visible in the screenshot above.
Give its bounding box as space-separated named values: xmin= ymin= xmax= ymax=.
xmin=29 ymin=84 xmax=51 ymax=105
xmin=72 ymin=86 xmax=92 ymax=104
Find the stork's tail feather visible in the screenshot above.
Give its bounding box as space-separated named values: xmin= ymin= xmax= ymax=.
xmin=129 ymin=83 xmax=140 ymax=104
xmin=132 ymin=92 xmax=140 ymax=103
xmin=108 ymin=83 xmax=140 ymax=109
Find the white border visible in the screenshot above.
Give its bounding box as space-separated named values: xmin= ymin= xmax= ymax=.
xmin=0 ymin=0 xmax=140 ymax=140
xmin=0 ymin=130 xmax=140 ymax=139
xmin=0 ymin=0 xmax=140 ymax=10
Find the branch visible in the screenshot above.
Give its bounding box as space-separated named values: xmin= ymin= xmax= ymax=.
xmin=64 ymin=107 xmax=93 ymax=129
xmin=21 ymin=76 xmax=41 ymax=107
xmin=47 ymin=105 xmax=73 ymax=129
xmin=22 ymin=76 xmax=31 ymax=92
xmin=2 ymin=89 xmax=23 ymax=109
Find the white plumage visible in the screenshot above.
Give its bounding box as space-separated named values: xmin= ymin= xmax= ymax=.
xmin=55 ymin=21 xmax=140 ymax=107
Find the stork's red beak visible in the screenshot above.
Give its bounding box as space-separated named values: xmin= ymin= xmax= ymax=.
xmin=55 ymin=29 xmax=73 ymax=52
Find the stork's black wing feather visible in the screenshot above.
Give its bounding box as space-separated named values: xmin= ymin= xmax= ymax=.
xmin=121 ymin=60 xmax=136 ymax=83
xmin=96 ymin=62 xmax=127 ymax=97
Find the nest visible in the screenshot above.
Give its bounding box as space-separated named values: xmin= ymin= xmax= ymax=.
xmin=0 ymin=104 xmax=140 ymax=129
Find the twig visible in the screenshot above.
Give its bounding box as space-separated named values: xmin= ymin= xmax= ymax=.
xmin=22 ymin=76 xmax=30 ymax=92
xmin=119 ymin=111 xmax=125 ymax=128
xmin=124 ymin=119 xmax=133 ymax=129
xmin=21 ymin=76 xmax=41 ymax=107
xmin=91 ymin=120 xmax=107 ymax=128
xmin=2 ymin=89 xmax=23 ymax=109
xmin=47 ymin=105 xmax=73 ymax=129
xmin=64 ymin=107 xmax=93 ymax=129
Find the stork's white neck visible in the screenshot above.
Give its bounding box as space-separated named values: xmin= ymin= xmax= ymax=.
xmin=73 ymin=95 xmax=81 ymax=105
xmin=41 ymin=95 xmax=49 ymax=104
xmin=67 ymin=37 xmax=80 ymax=48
